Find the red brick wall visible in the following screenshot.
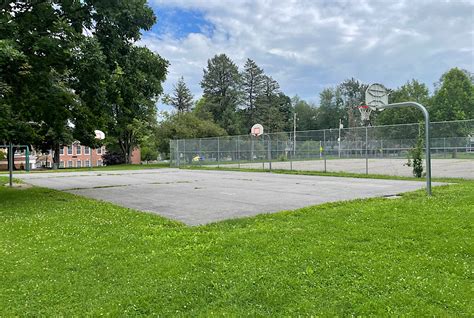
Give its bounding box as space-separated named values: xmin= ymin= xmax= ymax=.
xmin=131 ymin=148 xmax=141 ymax=165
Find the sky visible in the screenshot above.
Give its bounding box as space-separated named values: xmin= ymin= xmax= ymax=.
xmin=139 ymin=0 xmax=474 ymax=111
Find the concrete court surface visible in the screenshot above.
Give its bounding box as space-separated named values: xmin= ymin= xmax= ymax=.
xmin=16 ymin=169 xmax=440 ymax=226
xmin=211 ymin=158 xmax=474 ymax=179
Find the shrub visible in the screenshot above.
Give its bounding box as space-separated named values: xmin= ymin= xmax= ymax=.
xmin=405 ymin=136 xmax=424 ymax=178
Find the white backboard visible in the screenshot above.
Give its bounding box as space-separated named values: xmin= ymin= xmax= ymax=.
xmin=94 ymin=130 xmax=106 ymax=140
xmin=365 ymin=83 xmax=389 ymax=110
xmin=251 ymin=124 xmax=264 ymax=136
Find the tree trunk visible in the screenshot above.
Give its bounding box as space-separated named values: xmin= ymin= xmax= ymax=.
xmin=52 ymin=143 xmax=60 ymax=169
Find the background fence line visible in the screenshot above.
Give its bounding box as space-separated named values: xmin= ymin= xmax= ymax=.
xmin=169 ymin=119 xmax=474 ymax=177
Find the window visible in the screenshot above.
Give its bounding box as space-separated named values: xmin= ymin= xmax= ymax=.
xmin=85 ymin=160 xmax=90 ymax=167
xmin=84 ymin=147 xmax=90 ymax=155
xmin=96 ymin=147 xmax=102 ymax=155
xmin=67 ymin=146 xmax=73 ymax=155
xmin=59 ymin=161 xmax=64 ymax=168
xmin=60 ymin=147 xmax=64 ymax=155
xmin=47 ymin=162 xmax=52 ymax=168
xmin=76 ymin=145 xmax=82 ymax=155
xmin=97 ymin=159 xmax=103 ymax=167
xmin=77 ymin=160 xmax=82 ymax=168
xmin=68 ymin=160 xmax=73 ymax=168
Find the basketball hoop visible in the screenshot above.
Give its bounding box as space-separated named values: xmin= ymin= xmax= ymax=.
xmin=358 ymin=105 xmax=372 ymax=122
xmin=251 ymin=124 xmax=264 ymax=137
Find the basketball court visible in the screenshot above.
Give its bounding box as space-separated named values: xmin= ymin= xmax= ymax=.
xmin=211 ymin=158 xmax=474 ymax=179
xmin=16 ymin=169 xmax=440 ymax=225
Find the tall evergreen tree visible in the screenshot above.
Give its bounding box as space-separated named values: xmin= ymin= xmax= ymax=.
xmin=200 ymin=54 xmax=242 ymax=134
xmin=163 ymin=77 xmax=194 ymax=113
xmin=241 ymin=58 xmax=265 ymax=126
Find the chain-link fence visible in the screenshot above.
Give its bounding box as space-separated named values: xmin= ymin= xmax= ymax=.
xmin=169 ymin=119 xmax=474 ymax=178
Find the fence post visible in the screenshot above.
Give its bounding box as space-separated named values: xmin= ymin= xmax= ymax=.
xmin=217 ymin=137 xmax=220 ymax=168
xmin=290 ymin=133 xmax=293 ymax=170
xmin=443 ymin=137 xmax=446 ymax=158
xmin=176 ymin=140 xmax=180 ymax=168
xmin=199 ymin=139 xmax=202 ymax=167
xmin=365 ymin=126 xmax=368 ymax=175
xmin=26 ymin=145 xmax=30 ymax=172
xmin=8 ymin=143 xmax=13 ymax=187
xmin=267 ymin=134 xmax=272 ymax=171
xmin=237 ymin=136 xmax=240 ymax=169
xmin=323 ymin=129 xmax=327 ymax=173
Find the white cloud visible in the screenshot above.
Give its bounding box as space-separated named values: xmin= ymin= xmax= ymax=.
xmin=141 ymin=0 xmax=474 ymax=109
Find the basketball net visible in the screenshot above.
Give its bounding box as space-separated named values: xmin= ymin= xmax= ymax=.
xmin=358 ymin=105 xmax=372 ymax=124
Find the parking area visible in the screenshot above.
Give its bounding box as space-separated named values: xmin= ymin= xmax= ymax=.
xmin=17 ymin=169 xmax=439 ymax=225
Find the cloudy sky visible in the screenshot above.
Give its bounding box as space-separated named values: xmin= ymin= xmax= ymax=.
xmin=140 ymin=0 xmax=474 ymax=109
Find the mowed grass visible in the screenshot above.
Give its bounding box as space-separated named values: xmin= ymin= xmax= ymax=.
xmin=0 ymin=177 xmax=473 ymax=316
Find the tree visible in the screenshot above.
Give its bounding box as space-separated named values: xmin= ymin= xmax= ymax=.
xmin=241 ymin=58 xmax=265 ymax=127
xmin=292 ymin=96 xmax=317 ymax=131
xmin=162 ymin=77 xmax=194 ymax=113
xmin=200 ymin=54 xmax=242 ymax=134
xmin=0 ymin=0 xmax=166 ymax=167
xmin=375 ymin=79 xmax=430 ymax=125
xmin=106 ymin=47 xmax=168 ymax=164
xmin=156 ymin=112 xmax=226 ymax=157
xmin=431 ymin=68 xmax=474 ymax=121
xmin=316 ymin=87 xmax=345 ymax=129
xmin=338 ymin=78 xmax=368 ymax=127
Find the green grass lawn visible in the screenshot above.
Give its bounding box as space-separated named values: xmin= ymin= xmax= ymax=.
xmin=1 ymin=176 xmax=472 ymax=315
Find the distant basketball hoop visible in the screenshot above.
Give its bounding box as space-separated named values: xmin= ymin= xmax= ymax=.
xmin=358 ymin=105 xmax=372 ymax=123
xmin=251 ymin=124 xmax=264 ymax=137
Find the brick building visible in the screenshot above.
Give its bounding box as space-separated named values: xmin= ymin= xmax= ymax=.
xmin=38 ymin=143 xmax=141 ymax=168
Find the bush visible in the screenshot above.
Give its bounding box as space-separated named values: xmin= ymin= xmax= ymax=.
xmin=102 ymin=151 xmax=125 ymax=166
xmin=405 ymin=136 xmax=424 ymax=178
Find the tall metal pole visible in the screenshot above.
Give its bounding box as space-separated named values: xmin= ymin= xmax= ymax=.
xmin=8 ymin=143 xmax=13 ymax=187
xmin=338 ymin=119 xmax=342 ymax=158
xmin=293 ymin=113 xmax=296 ymax=157
xmin=365 ymin=126 xmax=368 ymax=175
xmin=217 ymin=137 xmax=220 ymax=168
xmin=267 ymin=134 xmax=272 ymax=171
xmin=379 ymin=102 xmax=431 ymax=195
xmin=26 ymin=145 xmax=30 ymax=172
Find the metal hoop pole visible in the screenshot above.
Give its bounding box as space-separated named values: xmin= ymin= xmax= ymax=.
xmin=379 ymin=102 xmax=431 ymax=195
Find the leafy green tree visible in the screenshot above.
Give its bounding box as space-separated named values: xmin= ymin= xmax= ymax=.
xmin=292 ymin=96 xmax=318 ymax=131
xmin=106 ymin=47 xmax=168 ymax=164
xmin=431 ymin=68 xmax=474 ymax=121
xmin=200 ymin=54 xmax=242 ymax=134
xmin=338 ymin=78 xmax=368 ymax=127
xmin=375 ymin=79 xmax=430 ymax=125
xmin=162 ymin=77 xmax=194 ymax=113
xmin=316 ymin=87 xmax=345 ymax=129
xmin=241 ymin=58 xmax=265 ymax=127
xmin=193 ymin=97 xmax=214 ymax=121
xmin=1 ymin=0 xmax=165 ymax=167
xmin=156 ymin=112 xmax=226 ymax=157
